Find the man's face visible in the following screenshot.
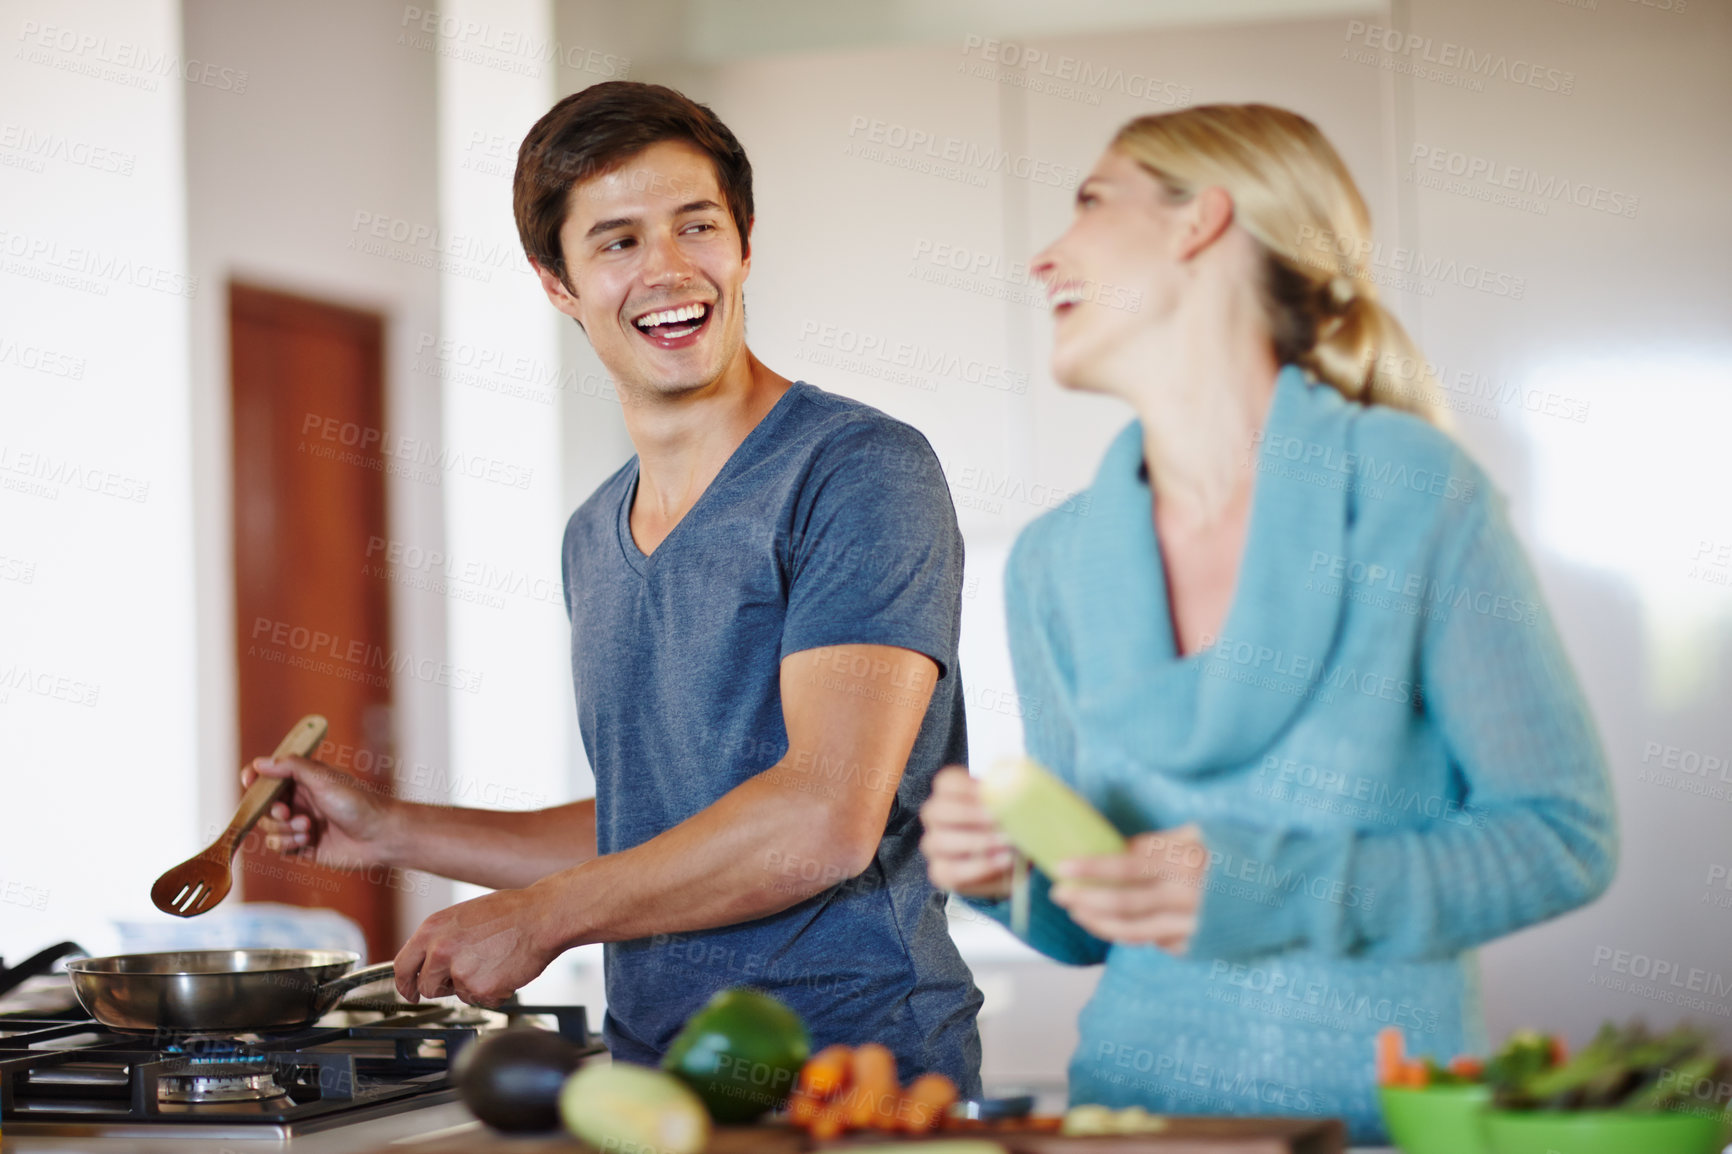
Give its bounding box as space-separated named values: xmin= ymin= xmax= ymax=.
xmin=534 ymin=140 xmax=750 ymax=398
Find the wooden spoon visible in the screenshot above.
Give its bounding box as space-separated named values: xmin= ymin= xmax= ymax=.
xmin=150 ymin=714 xmax=328 ymax=917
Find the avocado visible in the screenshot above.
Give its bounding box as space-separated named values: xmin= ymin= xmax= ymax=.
xmin=661 ymin=987 xmax=811 ymax=1123
xmin=453 ymin=1027 xmax=586 ymax=1132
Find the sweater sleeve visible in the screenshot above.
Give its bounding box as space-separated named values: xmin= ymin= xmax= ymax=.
xmin=1188 ymin=490 xmax=1618 ymax=962
xmin=961 ymin=527 xmax=1112 ymax=967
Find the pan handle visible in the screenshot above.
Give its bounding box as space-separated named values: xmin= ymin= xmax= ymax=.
xmin=0 ymin=941 xmax=87 ymax=1000
xmin=314 ymin=960 xmax=399 ymax=1011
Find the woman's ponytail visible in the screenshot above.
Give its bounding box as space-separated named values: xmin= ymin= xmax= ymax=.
xmin=1112 ymin=104 xmax=1446 ymax=425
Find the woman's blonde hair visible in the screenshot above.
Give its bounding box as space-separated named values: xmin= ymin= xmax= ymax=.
xmin=1112 ymin=103 xmax=1443 ymax=424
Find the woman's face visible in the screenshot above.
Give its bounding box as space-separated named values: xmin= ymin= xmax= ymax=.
xmin=1031 ymin=148 xmax=1191 ymax=392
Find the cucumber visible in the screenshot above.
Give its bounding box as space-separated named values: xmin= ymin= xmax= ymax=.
xmin=979 ymin=757 xmax=1126 ymax=878
xmin=559 ymin=1063 xmax=710 ymax=1154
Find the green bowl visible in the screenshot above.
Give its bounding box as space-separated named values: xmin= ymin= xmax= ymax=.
xmin=1482 ymin=1109 xmax=1730 ymax=1154
xmin=1379 ymin=1084 xmax=1492 ymax=1154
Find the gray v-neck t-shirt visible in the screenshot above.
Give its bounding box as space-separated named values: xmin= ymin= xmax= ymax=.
xmin=560 ymin=381 xmax=982 ymax=1090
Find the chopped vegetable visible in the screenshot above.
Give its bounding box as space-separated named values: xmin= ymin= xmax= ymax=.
xmin=798 ymin=1044 xmax=851 ymax=1100
xmin=785 ymin=1045 xmax=959 ymax=1137
xmin=979 ymin=757 xmax=1126 ymax=879
xmin=847 ymin=1043 xmax=900 ymax=1129
xmin=1448 ymin=1056 xmax=1485 ymax=1080
xmin=897 ymin=1072 xmax=960 ymax=1132
xmin=1376 ymin=1027 xmax=1406 ymax=1086
xmin=1061 ymin=1104 xmax=1170 ymax=1135
xmin=1488 ymin=1021 xmax=1730 ymax=1114
xmin=559 ymin=1063 xmax=710 ymax=1154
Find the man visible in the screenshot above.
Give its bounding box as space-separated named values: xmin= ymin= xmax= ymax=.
xmin=245 ymin=81 xmax=983 ymax=1091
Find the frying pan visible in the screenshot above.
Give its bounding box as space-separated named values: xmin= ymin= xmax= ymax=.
xmin=65 ymin=948 xmax=398 ymax=1033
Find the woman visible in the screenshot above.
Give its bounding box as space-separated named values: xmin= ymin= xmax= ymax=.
xmin=920 ymin=104 xmax=1615 ymax=1142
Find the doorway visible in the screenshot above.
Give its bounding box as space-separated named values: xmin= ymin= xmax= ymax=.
xmin=229 ymin=282 xmax=397 ymax=963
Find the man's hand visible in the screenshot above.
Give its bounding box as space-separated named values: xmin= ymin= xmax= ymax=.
xmin=242 ymin=755 xmax=399 ymax=871
xmin=1048 ymin=823 xmax=1209 ymax=954
xmin=919 ymin=766 xmax=1014 ymax=899
xmin=393 ymin=884 xmax=561 ymax=1006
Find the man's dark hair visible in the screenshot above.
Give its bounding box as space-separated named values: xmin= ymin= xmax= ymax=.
xmin=514 ymin=81 xmax=754 ymax=288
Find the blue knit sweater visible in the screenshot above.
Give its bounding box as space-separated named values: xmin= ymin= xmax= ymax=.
xmin=967 ymin=365 xmax=1616 ymax=1142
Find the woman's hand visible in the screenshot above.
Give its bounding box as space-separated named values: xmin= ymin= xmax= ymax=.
xmin=919 ymin=765 xmax=1015 ymax=899
xmin=241 ymin=755 xmax=400 ymax=871
xmin=1049 ymin=823 xmax=1209 ymax=953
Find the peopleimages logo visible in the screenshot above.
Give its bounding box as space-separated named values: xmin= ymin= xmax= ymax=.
xmin=248 ymin=616 xmax=484 ymax=694
xmin=299 ymin=412 xmax=534 ymax=490
xmin=957 ymin=35 xmax=1191 ymax=108
xmin=1341 ymin=20 xmax=1575 ymax=95
xmin=0 ymin=122 xmax=135 ymax=175
xmin=1291 ymin=224 xmax=1524 ymax=300
xmin=0 ymin=228 xmax=199 ymax=299
xmin=796 ymin=320 xmax=1028 ymax=395
xmin=15 ymin=19 xmax=250 ymax=93
xmin=397 ymin=6 xmax=631 ymax=80
xmin=846 ymin=115 xmax=1081 ymax=189
xmin=1407 ymin=144 xmax=1639 ymax=219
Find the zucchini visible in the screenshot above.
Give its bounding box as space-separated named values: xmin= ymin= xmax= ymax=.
xmin=559 ymin=1063 xmax=710 ymax=1154
xmin=979 ymin=757 xmax=1126 ymax=878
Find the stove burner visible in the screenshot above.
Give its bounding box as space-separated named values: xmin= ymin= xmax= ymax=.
xmin=0 ymin=1001 xmax=598 ymax=1136
xmin=158 ymin=1067 xmax=289 ymax=1104
xmin=162 ymin=1034 xmax=263 ymax=1058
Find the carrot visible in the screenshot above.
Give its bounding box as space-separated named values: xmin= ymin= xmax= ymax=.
xmin=798 ymin=1044 xmax=852 ymax=1100
xmin=790 ymin=1089 xmax=851 ymax=1139
xmin=1549 ymin=1036 xmax=1568 ymax=1066
xmin=807 ymin=1101 xmax=848 ymax=1141
xmin=788 ymin=1090 xmax=821 ymax=1125
xmin=1448 ymin=1056 xmax=1484 ymax=1079
xmin=847 ymin=1043 xmax=900 ymax=1129
xmin=898 ymin=1072 xmax=959 ymax=1132
xmin=1403 ymin=1060 xmax=1431 ymax=1088
xmin=1376 ymin=1027 xmax=1406 ymax=1086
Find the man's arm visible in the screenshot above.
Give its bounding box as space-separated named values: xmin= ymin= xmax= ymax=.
xmin=374 ymin=798 xmax=599 ymax=890
xmin=394 ymin=641 xmax=937 ymax=1004
xmin=244 ymin=763 xmax=598 ymax=890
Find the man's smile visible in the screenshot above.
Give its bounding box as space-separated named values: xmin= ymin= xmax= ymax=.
xmin=630 ymin=300 xmax=714 ymax=348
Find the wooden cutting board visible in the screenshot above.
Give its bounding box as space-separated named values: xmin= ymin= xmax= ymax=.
xmin=367 ymin=1117 xmax=1345 ymax=1153
xmin=821 ymin=1117 xmax=1345 ymax=1153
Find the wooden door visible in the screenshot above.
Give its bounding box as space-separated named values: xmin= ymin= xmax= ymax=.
xmin=230 ymin=282 xmax=397 ymax=963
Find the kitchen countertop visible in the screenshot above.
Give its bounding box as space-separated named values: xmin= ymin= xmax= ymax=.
xmin=346 ymin=1117 xmax=1399 ymax=1154
xmin=0 ymin=1103 xmax=1398 ymax=1153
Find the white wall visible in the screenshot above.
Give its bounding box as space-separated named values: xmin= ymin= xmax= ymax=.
xmin=182 ymin=0 xmax=452 ymax=934
xmin=432 ymin=0 xmax=573 ymax=910
xmin=0 ymin=0 xmax=197 ymax=952
xmin=1380 ymin=0 xmax=1732 ymax=1055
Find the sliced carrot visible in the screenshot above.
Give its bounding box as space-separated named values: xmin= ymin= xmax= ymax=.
xmin=798 ymin=1044 xmax=853 ymax=1100
xmin=898 ymin=1072 xmax=959 ymax=1132
xmin=791 ymin=1090 xmax=851 ymax=1138
xmin=807 ymin=1101 xmax=848 ymax=1141
xmin=1405 ymin=1060 xmax=1431 ymax=1088
xmin=847 ymin=1043 xmax=900 ymax=1129
xmin=1448 ymin=1056 xmax=1484 ymax=1079
xmin=788 ymin=1090 xmax=821 ymax=1125
xmin=1376 ymin=1027 xmax=1406 ymax=1086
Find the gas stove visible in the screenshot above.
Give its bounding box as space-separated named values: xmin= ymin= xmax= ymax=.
xmin=0 ymin=997 xmax=601 ymax=1149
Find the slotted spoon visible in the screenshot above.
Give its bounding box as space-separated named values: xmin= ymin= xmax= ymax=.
xmin=150 ymin=714 xmax=328 ymax=917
